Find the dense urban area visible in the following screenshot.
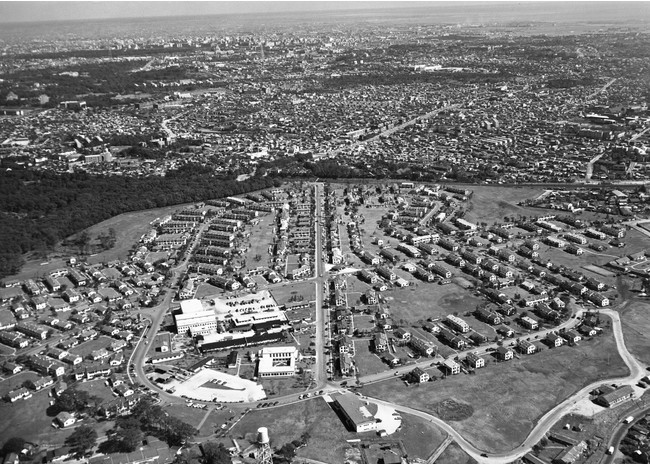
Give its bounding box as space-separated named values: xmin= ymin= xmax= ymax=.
xmin=1 ymin=4 xmax=650 ymax=464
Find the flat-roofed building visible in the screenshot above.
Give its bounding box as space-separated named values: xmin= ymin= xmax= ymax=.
xmin=332 ymin=393 xmax=379 ymax=433
xmin=257 ymin=346 xmax=298 ymax=378
xmin=174 ymin=299 xmax=217 ymax=336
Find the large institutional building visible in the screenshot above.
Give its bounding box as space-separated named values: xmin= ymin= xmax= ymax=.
xmin=257 ymin=346 xmax=298 ymax=378
xmin=174 ymin=299 xmax=218 ymax=336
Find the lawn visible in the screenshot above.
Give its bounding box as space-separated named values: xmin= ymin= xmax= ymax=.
xmin=361 ymin=323 xmax=628 ymax=453
xmin=619 ymin=299 xmax=650 ymax=365
xmin=70 ymin=335 xmax=114 ymax=359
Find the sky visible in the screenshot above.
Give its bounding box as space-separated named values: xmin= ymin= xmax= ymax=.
xmin=1 ymin=1 xmax=648 ymax=24
xmin=0 ymin=1 xmax=429 ymax=23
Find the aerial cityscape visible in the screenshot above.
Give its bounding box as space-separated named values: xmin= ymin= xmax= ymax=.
xmin=0 ymin=2 xmax=650 ymax=464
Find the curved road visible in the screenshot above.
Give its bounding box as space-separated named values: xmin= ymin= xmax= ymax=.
xmin=126 ymin=182 xmax=648 ymax=463
xmin=362 ymin=308 xmax=646 ymax=463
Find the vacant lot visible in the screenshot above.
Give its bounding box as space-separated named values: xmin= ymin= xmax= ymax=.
xmin=76 ymin=379 xmax=116 ymax=403
xmin=361 ymin=325 xmax=628 ymax=453
xmin=619 ymin=299 xmax=650 ymax=365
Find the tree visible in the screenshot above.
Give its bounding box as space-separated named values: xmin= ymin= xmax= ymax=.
xmin=115 ymin=426 xmax=143 ymax=452
xmin=2 ymin=437 xmax=26 ymax=456
xmin=163 ymin=417 xmax=197 ymax=446
xmin=54 ymin=386 xmax=93 ymax=413
xmin=65 ymin=425 xmax=98 ymax=456
xmin=202 ymin=442 xmax=232 ymax=464
xmin=76 ymin=231 xmax=91 ymax=255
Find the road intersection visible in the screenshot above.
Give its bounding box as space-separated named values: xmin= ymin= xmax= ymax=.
xmin=125 ymin=182 xmax=649 ymax=463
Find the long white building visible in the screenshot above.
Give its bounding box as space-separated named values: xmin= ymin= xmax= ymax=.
xmin=174 ymin=299 xmax=218 ymax=336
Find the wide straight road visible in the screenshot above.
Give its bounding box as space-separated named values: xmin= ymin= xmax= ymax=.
xmin=313 ymin=182 xmax=327 ymax=388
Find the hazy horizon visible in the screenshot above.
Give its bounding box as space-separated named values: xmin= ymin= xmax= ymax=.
xmin=1 ymin=1 xmax=649 ymax=25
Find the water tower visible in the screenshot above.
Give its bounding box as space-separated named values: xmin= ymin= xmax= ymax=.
xmin=256 ymin=427 xmax=272 ymax=464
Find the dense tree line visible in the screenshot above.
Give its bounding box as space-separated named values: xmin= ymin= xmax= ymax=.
xmin=0 ymin=168 xmax=280 ymax=279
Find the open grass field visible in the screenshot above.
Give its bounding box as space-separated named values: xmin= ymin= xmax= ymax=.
xmin=619 ymin=299 xmax=650 ymax=365
xmin=434 ymin=442 xmax=477 ymax=464
xmin=82 ymin=203 xmax=197 ymax=265
xmin=70 ymin=335 xmax=114 ymax=359
xmin=242 ymin=213 xmax=275 ymax=272
xmin=391 ymin=412 xmax=447 ymax=460
xmin=269 ymin=281 xmax=316 ymax=306
xmin=9 ymin=201 xmax=197 ymax=282
xmin=462 ymin=186 xmax=546 ymax=226
xmin=383 ymin=282 xmax=483 ymax=326
xmin=229 ymin=398 xmax=356 ymax=462
xmin=361 ymin=324 xmax=628 ymax=453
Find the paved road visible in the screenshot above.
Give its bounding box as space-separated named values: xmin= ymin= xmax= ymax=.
xmin=128 ymin=219 xmax=211 ymax=402
xmin=353 ymin=307 xmax=586 ymax=387
xmin=631 ymin=126 xmax=650 ymax=142
xmin=585 ymin=152 xmax=605 ymax=183
xmin=329 ymin=103 xmax=461 ymax=157
xmin=601 ymin=403 xmax=650 ymax=464
xmin=623 ymin=219 xmax=650 ymax=240
xmin=361 ymin=308 xmax=647 ymax=464
xmin=124 ymin=183 xmax=649 ymax=463
xmin=312 ymin=182 xmax=328 ymax=389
